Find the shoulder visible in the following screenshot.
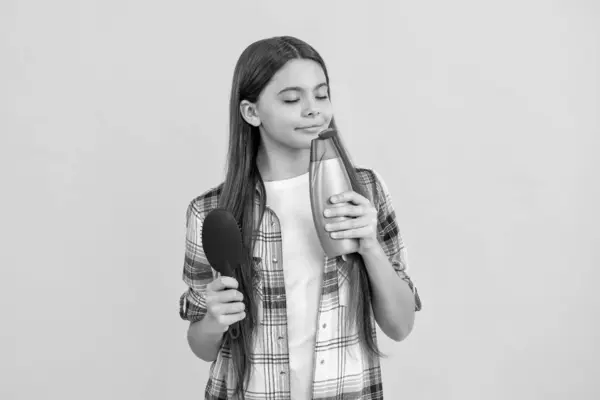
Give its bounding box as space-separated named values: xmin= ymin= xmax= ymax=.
xmin=186 ymin=183 xmax=225 ymax=221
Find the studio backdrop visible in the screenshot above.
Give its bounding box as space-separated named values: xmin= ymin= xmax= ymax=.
xmin=2 ymin=0 xmax=599 ymax=399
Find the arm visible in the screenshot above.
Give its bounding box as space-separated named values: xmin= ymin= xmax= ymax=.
xmin=364 ymin=169 xmax=421 ymax=342
xmin=325 ymin=169 xmax=422 ymax=342
xmin=361 ymin=245 xmax=417 ymax=342
xmin=184 ymin=278 xmax=245 ymax=362
xmin=187 ymin=313 xmax=225 ymax=362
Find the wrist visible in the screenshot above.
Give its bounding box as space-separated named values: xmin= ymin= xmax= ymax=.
xmin=358 ymin=238 xmax=384 ymax=257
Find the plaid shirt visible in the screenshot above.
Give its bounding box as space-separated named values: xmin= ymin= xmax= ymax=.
xmin=179 ymin=167 xmax=421 ymax=400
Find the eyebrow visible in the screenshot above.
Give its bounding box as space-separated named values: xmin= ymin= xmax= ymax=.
xmin=278 ymin=82 xmax=328 ymax=94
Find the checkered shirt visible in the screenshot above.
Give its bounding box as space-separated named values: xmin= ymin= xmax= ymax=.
xmin=179 ymin=167 xmax=422 ymax=399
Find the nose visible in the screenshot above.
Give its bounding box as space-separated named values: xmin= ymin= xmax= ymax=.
xmin=301 ymin=98 xmax=321 ymax=118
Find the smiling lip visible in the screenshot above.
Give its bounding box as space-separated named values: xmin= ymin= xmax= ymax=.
xmin=297 ymin=125 xmax=325 ymax=133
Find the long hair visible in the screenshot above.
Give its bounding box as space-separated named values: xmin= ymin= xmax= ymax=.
xmin=218 ymin=36 xmax=382 ymax=398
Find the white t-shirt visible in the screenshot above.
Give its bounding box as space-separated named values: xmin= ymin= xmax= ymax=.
xmin=263 ymin=172 xmax=325 ymax=400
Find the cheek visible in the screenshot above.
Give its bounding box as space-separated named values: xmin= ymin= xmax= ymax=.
xmin=322 ymin=102 xmax=334 ymax=122
xmin=261 ymin=106 xmax=297 ymax=131
xmin=326 ymin=110 xmax=334 ymax=122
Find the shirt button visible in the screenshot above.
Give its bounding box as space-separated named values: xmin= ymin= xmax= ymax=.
xmin=322 ymin=323 xmax=327 ymax=329
xmin=272 ymin=257 xmax=278 ymax=263
xmin=320 ymin=360 xmax=325 ymax=365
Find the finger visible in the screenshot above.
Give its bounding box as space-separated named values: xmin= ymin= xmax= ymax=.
xmin=212 ymin=301 xmax=245 ymax=316
xmin=222 ymin=301 xmax=246 ymax=314
xmin=207 ymin=276 xmax=239 ymax=292
xmin=330 ymin=191 xmax=369 ymax=205
xmin=325 ymin=216 xmax=369 ymax=232
xmin=330 ymin=225 xmax=374 ymax=239
xmin=218 ymin=312 xmax=246 ymax=326
xmin=220 ymin=276 xmax=239 ymax=289
xmin=215 ymin=289 xmax=244 ymax=303
xmin=324 ymin=204 xmax=368 ymax=218
xmin=207 ymin=279 xmax=224 ymax=292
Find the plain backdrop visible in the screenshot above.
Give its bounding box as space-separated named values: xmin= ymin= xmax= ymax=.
xmin=2 ymin=0 xmax=599 ymax=399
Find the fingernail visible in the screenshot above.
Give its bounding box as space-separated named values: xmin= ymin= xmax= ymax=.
xmin=324 ymin=209 xmax=331 ymax=217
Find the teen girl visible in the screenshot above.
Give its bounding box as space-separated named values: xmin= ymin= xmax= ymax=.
xmin=179 ymin=36 xmax=422 ymax=400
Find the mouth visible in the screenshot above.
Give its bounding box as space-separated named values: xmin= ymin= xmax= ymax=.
xmin=296 ymin=125 xmax=326 ymax=134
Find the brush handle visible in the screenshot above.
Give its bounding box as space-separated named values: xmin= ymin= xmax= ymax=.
xmin=219 ymin=260 xmax=241 ymax=340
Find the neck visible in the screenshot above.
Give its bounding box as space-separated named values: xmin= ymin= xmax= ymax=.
xmin=256 ymin=143 xmax=310 ymax=182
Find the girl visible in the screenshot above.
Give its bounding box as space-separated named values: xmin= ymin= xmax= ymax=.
xmin=179 ymin=36 xmax=421 ymax=400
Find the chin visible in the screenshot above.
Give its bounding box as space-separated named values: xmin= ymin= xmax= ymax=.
xmin=294 ymin=136 xmax=317 ymax=150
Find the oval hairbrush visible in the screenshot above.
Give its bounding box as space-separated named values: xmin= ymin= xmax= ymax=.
xmin=201 ymin=208 xmax=245 ymax=339
xmin=202 ymin=208 xmax=244 ymax=276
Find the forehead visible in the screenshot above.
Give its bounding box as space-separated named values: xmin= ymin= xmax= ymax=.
xmin=266 ymin=59 xmax=327 ymax=91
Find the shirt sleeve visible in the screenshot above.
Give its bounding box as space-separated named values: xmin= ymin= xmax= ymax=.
xmin=372 ymin=169 xmax=422 ymax=312
xmin=179 ymin=200 xmax=217 ymax=322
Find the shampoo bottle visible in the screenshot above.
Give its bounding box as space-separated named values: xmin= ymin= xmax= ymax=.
xmin=309 ymin=128 xmax=360 ymax=257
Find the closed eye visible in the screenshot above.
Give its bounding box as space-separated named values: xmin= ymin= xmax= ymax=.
xmin=283 ymin=95 xmax=328 ymax=104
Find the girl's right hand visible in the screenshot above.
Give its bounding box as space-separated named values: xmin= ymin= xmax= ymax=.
xmin=205 ymin=276 xmax=246 ymax=332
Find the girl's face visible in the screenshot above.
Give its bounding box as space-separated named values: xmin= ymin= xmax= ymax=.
xmin=244 ymin=59 xmax=334 ymax=151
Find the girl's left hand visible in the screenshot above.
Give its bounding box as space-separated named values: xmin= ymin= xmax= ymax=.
xmin=323 ymin=191 xmax=380 ymax=254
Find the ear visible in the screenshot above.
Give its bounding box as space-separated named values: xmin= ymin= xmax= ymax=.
xmin=239 ymin=100 xmax=261 ymax=127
